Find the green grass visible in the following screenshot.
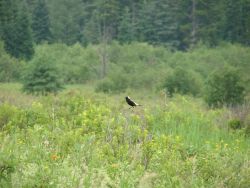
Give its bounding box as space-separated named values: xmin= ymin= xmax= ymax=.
xmin=0 ymin=83 xmax=250 ymax=187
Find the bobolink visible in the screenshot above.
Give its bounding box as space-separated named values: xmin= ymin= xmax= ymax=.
xmin=125 ymin=96 xmax=141 ymax=108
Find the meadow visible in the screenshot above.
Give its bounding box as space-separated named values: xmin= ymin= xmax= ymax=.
xmin=1 ymin=1 xmax=250 ymax=187
xmin=0 ymin=83 xmax=249 ymax=188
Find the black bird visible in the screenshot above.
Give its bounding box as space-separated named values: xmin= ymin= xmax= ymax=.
xmin=125 ymin=96 xmax=141 ymax=108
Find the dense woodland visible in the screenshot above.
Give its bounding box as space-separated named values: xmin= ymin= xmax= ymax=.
xmin=0 ymin=0 xmax=250 ymax=60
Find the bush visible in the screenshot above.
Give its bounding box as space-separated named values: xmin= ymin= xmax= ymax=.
xmin=163 ymin=67 xmax=200 ymax=97
xmin=228 ymin=119 xmax=243 ymax=130
xmin=95 ymin=78 xmax=114 ymax=93
xmin=22 ymin=51 xmax=63 ymax=95
xmin=205 ymin=68 xmax=245 ymax=107
xmin=0 ymin=104 xmax=17 ymax=130
xmin=95 ymin=73 xmax=128 ymax=94
xmin=0 ymin=41 xmax=22 ymax=82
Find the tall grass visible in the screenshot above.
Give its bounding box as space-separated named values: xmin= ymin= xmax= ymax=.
xmin=0 ymin=84 xmax=249 ymax=187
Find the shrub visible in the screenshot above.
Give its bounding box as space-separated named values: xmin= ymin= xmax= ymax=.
xmin=163 ymin=67 xmax=200 ymax=97
xmin=95 ymin=73 xmax=128 ymax=93
xmin=0 ymin=40 xmax=22 ymax=82
xmin=0 ymin=104 xmax=17 ymax=130
xmin=22 ymin=51 xmax=64 ymax=95
xmin=0 ymin=156 xmax=16 ymax=187
xmin=228 ymin=119 xmax=243 ymax=130
xmin=204 ymin=68 xmax=245 ymax=107
xmin=95 ymin=78 xmax=114 ymax=93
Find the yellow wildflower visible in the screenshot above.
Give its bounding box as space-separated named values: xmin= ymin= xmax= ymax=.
xmin=111 ymin=163 xmax=119 ymax=168
xmin=51 ymin=154 xmax=60 ymax=160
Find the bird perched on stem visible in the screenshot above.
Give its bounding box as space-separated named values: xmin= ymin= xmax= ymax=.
xmin=125 ymin=96 xmax=142 ymax=109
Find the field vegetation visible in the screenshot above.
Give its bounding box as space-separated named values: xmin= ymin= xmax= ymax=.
xmin=0 ymin=81 xmax=250 ymax=187
xmin=1 ymin=0 xmax=250 ymax=187
xmin=1 ymin=41 xmax=250 ymax=187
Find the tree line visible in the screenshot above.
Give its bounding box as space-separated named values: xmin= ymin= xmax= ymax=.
xmin=0 ymin=0 xmax=250 ymax=60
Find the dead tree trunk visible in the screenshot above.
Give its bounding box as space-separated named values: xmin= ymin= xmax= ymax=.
xmin=97 ymin=21 xmax=110 ymax=79
xmin=97 ymin=42 xmax=108 ymax=79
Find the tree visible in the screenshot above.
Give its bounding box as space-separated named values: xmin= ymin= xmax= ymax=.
xmin=82 ymin=10 xmax=101 ymax=44
xmin=177 ymin=0 xmax=223 ymax=49
xmin=83 ymin=0 xmax=119 ymax=78
xmin=0 ymin=40 xmax=21 ymax=82
xmin=32 ymin=0 xmax=51 ymax=43
xmin=205 ymin=68 xmax=245 ymax=107
xmin=138 ymin=0 xmax=181 ymax=48
xmin=179 ymin=0 xmax=201 ymax=48
xmin=0 ymin=0 xmax=19 ymax=57
xmin=15 ymin=3 xmax=34 ymax=60
xmin=117 ymin=6 xmax=134 ymax=43
xmin=223 ymin=0 xmax=250 ymax=45
xmin=23 ymin=52 xmax=63 ymax=95
xmin=163 ymin=67 xmax=200 ymax=97
xmin=0 ymin=0 xmax=34 ymax=60
xmin=118 ymin=0 xmax=142 ymax=42
xmin=47 ymin=0 xmax=84 ymax=45
xmin=95 ymin=72 xmax=128 ymax=93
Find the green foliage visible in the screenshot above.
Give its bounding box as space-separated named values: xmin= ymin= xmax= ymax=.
xmin=163 ymin=67 xmax=200 ymax=97
xmin=223 ymin=0 xmax=250 ymax=45
xmin=12 ymin=0 xmax=242 ymax=48
xmin=47 ymin=0 xmax=84 ymax=45
xmin=95 ymin=78 xmax=113 ymax=93
xmin=32 ymin=43 xmax=100 ymax=83
xmin=140 ymin=0 xmax=180 ymax=48
xmin=117 ymin=6 xmax=134 ymax=43
xmin=228 ymin=119 xmax=243 ymax=130
xmin=0 ymin=0 xmax=34 ymax=60
xmin=21 ymin=42 xmax=250 ymax=96
xmin=0 ymin=41 xmax=23 ymax=82
xmin=0 ymin=104 xmax=17 ymax=130
xmin=32 ymin=0 xmax=51 ymax=43
xmin=205 ymin=68 xmax=245 ymax=107
xmin=0 ymin=87 xmax=249 ymax=187
xmin=82 ymin=10 xmax=101 ymax=45
xmin=22 ymin=50 xmax=63 ymax=95
xmin=0 ymin=154 xmax=16 ymax=187
xmin=16 ymin=3 xmax=34 ymax=60
xmin=95 ymin=73 xmax=128 ymax=94
xmin=1 ymin=0 xmax=250 ymax=56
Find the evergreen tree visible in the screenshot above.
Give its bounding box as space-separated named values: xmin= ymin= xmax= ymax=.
xmin=2 ymin=0 xmax=250 ymax=50
xmin=223 ymin=0 xmax=243 ymax=43
xmin=223 ymin=0 xmax=250 ymax=45
xmin=241 ymin=0 xmax=250 ymax=45
xmin=0 ymin=0 xmax=34 ymax=60
xmin=0 ymin=0 xmax=19 ymax=57
xmin=177 ymin=0 xmax=192 ymax=49
xmin=23 ymin=52 xmax=63 ymax=95
xmin=196 ymin=0 xmax=224 ymax=46
xmin=82 ymin=10 xmax=101 ymax=44
xmin=139 ymin=0 xmax=180 ymax=48
xmin=117 ymin=6 xmax=134 ymax=43
xmin=15 ymin=2 xmax=34 ymax=60
xmin=178 ymin=0 xmax=223 ymax=49
xmin=32 ymin=0 xmax=51 ymax=43
xmin=118 ymin=0 xmax=142 ymax=41
xmin=82 ymin=0 xmax=120 ymax=44
xmin=96 ymin=0 xmax=119 ymax=41
xmin=47 ymin=0 xmax=84 ymax=45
